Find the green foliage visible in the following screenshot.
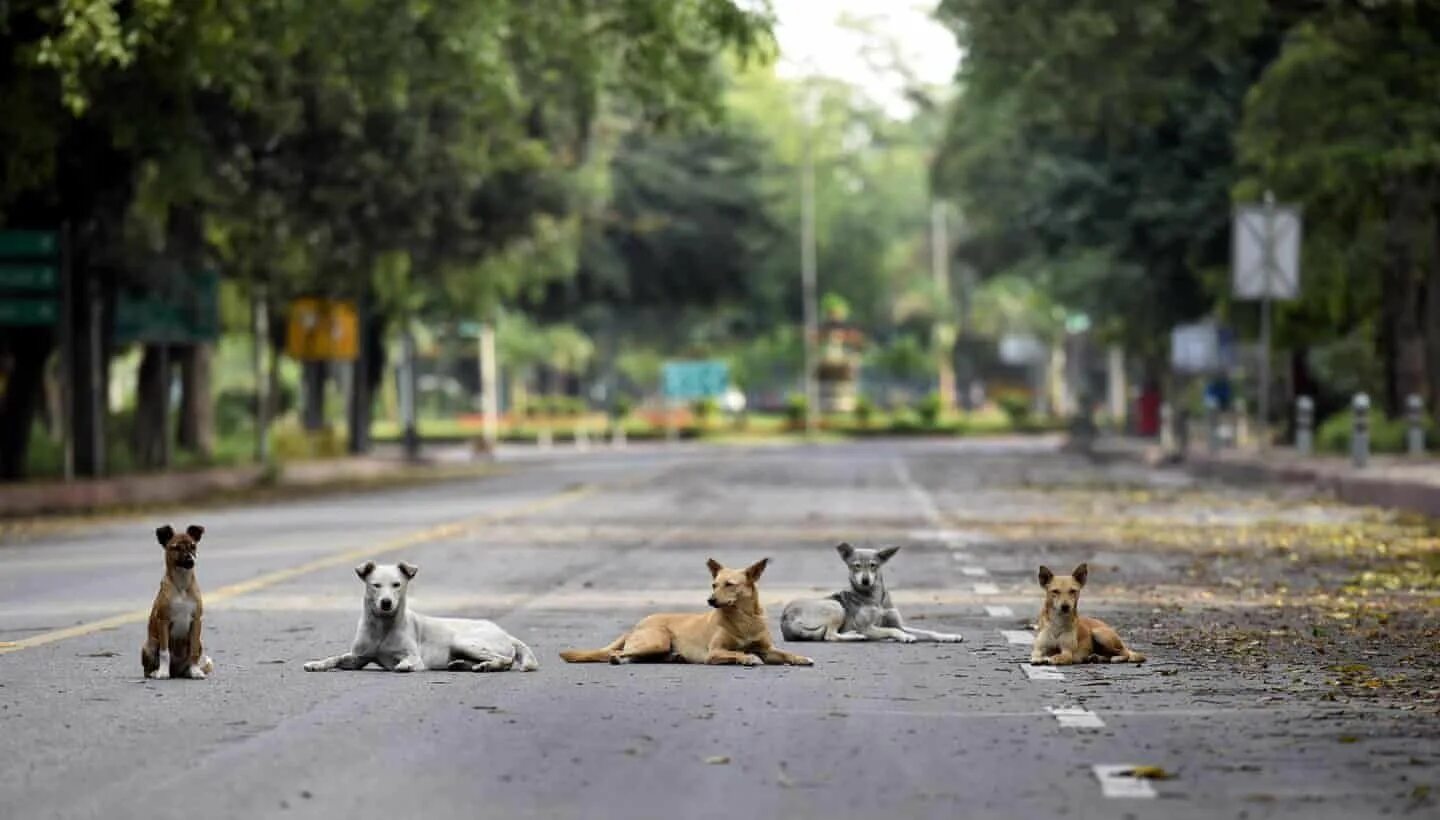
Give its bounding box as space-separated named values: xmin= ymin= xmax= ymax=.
xmin=914 ymin=393 xmax=943 ymax=428
xmin=692 ymin=396 xmax=718 ymax=424
xmin=784 ymin=393 xmax=807 ymax=428
xmin=853 ymin=395 xmax=875 ymax=427
xmin=1317 ymin=410 xmax=1435 ymax=456
xmin=998 ymin=394 xmax=1031 ymax=429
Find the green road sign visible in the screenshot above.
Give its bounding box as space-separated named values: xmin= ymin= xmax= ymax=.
xmin=0 ymin=263 xmax=58 ymax=291
xmin=113 ymin=270 xmax=220 ymax=345
xmin=0 ymin=230 xmax=59 ymax=259
xmin=0 ymin=298 xmax=59 ymax=326
xmin=662 ymin=360 xmax=729 ymax=400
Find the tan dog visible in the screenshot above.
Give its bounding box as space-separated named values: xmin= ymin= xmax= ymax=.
xmin=1030 ymin=563 xmax=1145 ymax=665
xmin=560 ymin=558 xmax=813 ymax=667
xmin=142 ymin=524 xmax=214 ymax=680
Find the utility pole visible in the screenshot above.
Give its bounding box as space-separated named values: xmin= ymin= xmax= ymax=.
xmin=800 ymin=86 xmax=820 ymax=437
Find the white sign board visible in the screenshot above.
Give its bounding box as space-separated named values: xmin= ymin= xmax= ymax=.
xmin=1171 ymin=322 xmax=1234 ymax=374
xmin=999 ymin=333 xmax=1046 ymax=365
xmin=1233 ymin=203 xmax=1301 ymax=300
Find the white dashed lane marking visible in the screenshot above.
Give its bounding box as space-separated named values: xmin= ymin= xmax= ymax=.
xmin=960 ymin=566 xmax=989 ymax=577
xmin=1000 ymin=629 xmax=1033 ymax=645
xmin=984 ymin=605 xmax=1014 ymax=618
xmin=949 ymin=552 xmax=974 ymax=562
xmin=1093 ymin=765 xmax=1159 ymax=799
xmin=1020 ymin=663 xmax=1064 ymax=681
xmin=972 ymin=582 xmax=1000 ymax=595
xmin=1047 ymin=707 xmax=1105 ymax=728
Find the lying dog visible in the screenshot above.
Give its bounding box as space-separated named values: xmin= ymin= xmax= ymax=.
xmin=780 ymin=543 xmax=964 ymax=642
xmin=560 ymin=558 xmax=813 ymax=667
xmin=1030 ymin=563 xmax=1145 ymax=665
xmin=142 ymin=524 xmax=215 ymax=680
xmin=304 ymin=561 xmax=538 ymax=672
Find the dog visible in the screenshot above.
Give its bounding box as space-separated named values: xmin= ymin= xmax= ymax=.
xmin=559 ymin=558 xmax=813 ymax=667
xmin=142 ymin=524 xmax=215 ymax=680
xmin=780 ymin=543 xmax=964 ymax=643
xmin=303 ymin=562 xmax=539 ymax=672
xmin=1030 ymin=563 xmax=1145 ymax=665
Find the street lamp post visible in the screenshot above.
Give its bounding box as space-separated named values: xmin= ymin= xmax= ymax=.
xmin=800 ymin=87 xmax=820 ymax=437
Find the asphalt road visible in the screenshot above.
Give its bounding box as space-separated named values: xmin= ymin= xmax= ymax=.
xmin=1 ymin=438 xmax=1436 ymax=820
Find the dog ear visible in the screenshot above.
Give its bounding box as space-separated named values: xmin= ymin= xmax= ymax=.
xmin=155 ymin=525 xmax=175 ymax=546
xmin=185 ymin=524 xmax=204 ymax=544
xmin=835 ymin=542 xmax=854 ymax=560
xmin=1071 ymin=563 xmax=1089 ymax=587
xmin=1038 ymin=565 xmax=1054 ymax=588
xmin=356 ymin=561 xmax=376 ymax=580
xmin=744 ymin=557 xmax=769 ymax=582
xmin=876 ymin=545 xmax=901 ymax=564
xmin=706 ymin=558 xmax=723 ymax=578
xmin=398 ymin=561 xmax=419 ymax=579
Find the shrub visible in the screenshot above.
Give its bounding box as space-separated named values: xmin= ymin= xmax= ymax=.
xmin=784 ymin=393 xmax=808 ymax=428
xmin=914 ymin=393 xmax=942 ymax=428
xmin=1317 ymin=408 xmax=1435 ymax=454
xmin=998 ymin=395 xmax=1031 ymax=429
xmin=692 ymin=396 xmax=718 ymax=425
xmin=854 ymin=395 xmax=875 ymax=427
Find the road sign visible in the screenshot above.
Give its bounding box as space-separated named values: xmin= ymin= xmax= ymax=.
xmin=112 ymin=271 xmax=220 ymax=345
xmin=1233 ymin=201 xmax=1301 ymax=300
xmin=286 ymin=298 xmax=358 ymax=361
xmin=0 ymin=263 xmax=57 ymax=291
xmin=0 ymin=298 xmax=58 ymax=326
xmin=999 ymin=334 xmax=1045 ymax=366
xmin=1170 ymin=322 xmax=1236 ymax=374
xmin=0 ymin=230 xmax=58 ymax=258
xmin=662 ymin=360 xmax=728 ymax=400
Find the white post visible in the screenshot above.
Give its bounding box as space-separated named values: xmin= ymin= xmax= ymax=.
xmin=1106 ymin=345 xmax=1126 ymax=430
xmin=1351 ymin=393 xmax=1370 ymax=468
xmin=1295 ymin=395 xmax=1314 ymax=456
xmin=1406 ymin=394 xmax=1425 ymax=456
xmin=479 ymin=322 xmax=499 ymax=451
xmin=1257 ymin=190 xmax=1276 ymax=451
xmin=800 ymin=86 xmax=820 ymax=436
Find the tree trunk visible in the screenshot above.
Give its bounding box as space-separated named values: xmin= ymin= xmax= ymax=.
xmin=0 ymin=330 xmax=55 ymax=480
xmin=133 ymin=344 xmax=172 ymax=470
xmin=302 ymin=362 xmax=326 ymax=430
xmin=177 ymin=343 xmax=215 ymax=459
xmin=69 ymin=267 xmax=108 ymax=476
xmin=347 ymin=302 xmax=372 ymax=455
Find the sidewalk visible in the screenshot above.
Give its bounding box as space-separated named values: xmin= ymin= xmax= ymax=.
xmin=0 ymin=451 xmax=489 ymax=518
xmin=1099 ymin=436 xmax=1440 ymax=517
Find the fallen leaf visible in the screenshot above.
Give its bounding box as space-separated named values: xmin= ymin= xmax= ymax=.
xmin=705 ymin=756 xmax=731 ymax=765
xmin=1120 ymin=766 xmax=1175 ymax=780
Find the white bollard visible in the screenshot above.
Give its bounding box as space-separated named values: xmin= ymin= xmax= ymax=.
xmin=538 ymin=427 xmax=553 ymax=450
xmin=575 ymin=426 xmax=591 ymax=451
xmin=1407 ymin=394 xmax=1425 ymax=456
xmin=1351 ymin=393 xmax=1370 ymax=468
xmin=611 ymin=424 xmax=627 ymax=449
xmin=1295 ymin=396 xmax=1314 ymax=456
xmin=1160 ymin=402 xmax=1175 ymax=452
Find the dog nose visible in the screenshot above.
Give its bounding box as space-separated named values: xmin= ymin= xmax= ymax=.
xmin=707 ymin=596 xmax=718 ymax=607
xmin=1059 ymin=604 xmax=1071 ymax=613
xmin=380 ymin=600 xmax=393 ymax=612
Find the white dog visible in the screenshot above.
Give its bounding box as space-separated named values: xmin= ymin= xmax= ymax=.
xmin=303 ymin=561 xmax=538 ymax=673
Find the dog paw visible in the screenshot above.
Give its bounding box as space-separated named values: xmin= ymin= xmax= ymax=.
xmin=894 ymin=633 xmax=917 ymax=643
xmin=392 ymin=659 xmax=418 ymax=672
xmin=740 ymin=654 xmax=764 ymax=666
xmin=185 ymin=666 xmax=207 ymax=680
xmin=1029 ymin=658 xmax=1049 ymax=666
xmin=939 ymin=634 xmax=965 ymax=643
xmin=302 ymin=660 xmax=326 ymax=672
xmin=472 ymin=660 xmax=511 ymax=673
xmin=791 ymin=656 xmax=814 ymax=666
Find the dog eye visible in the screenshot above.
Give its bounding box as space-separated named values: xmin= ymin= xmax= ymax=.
xmin=391 ymin=583 xmax=400 ymax=588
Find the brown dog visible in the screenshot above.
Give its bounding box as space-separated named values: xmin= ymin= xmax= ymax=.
xmin=142 ymin=524 xmax=214 ymax=680
xmin=1030 ymin=563 xmax=1145 ymax=665
xmin=560 ymin=558 xmax=813 ymax=667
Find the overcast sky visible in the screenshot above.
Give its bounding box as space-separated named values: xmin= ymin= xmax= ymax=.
xmin=771 ymin=0 xmax=959 ymax=117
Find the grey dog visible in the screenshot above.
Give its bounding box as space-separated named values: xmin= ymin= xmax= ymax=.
xmin=780 ymin=543 xmax=964 ymax=643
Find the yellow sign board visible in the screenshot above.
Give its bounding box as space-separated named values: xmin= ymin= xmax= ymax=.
xmin=286 ymin=298 xmax=358 ymax=361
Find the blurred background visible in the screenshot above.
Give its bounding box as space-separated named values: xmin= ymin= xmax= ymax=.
xmin=1 ymin=0 xmax=1436 ymax=483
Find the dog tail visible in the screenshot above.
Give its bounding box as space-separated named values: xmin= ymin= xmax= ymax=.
xmin=559 ymin=633 xmax=627 ymax=663
xmin=512 ymin=639 xmax=540 ymax=672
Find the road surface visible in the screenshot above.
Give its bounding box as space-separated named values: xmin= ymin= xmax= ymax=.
xmin=1 ymin=438 xmax=1436 ymax=819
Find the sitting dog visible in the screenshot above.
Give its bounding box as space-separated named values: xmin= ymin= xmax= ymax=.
xmin=1030 ymin=563 xmax=1145 ymax=665
xmin=780 ymin=543 xmax=964 ymax=643
xmin=560 ymin=558 xmax=813 ymax=667
xmin=304 ymin=562 xmax=538 ymax=672
xmin=142 ymin=524 xmax=214 ymax=680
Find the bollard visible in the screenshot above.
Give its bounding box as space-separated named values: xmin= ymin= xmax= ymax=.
xmin=1351 ymin=393 xmax=1370 ymax=468
xmin=1160 ymin=402 xmax=1174 ymax=452
xmin=538 ymin=427 xmax=553 ymax=450
xmin=1205 ymin=397 xmax=1221 ymax=454
xmin=611 ymin=424 xmax=627 ymax=449
xmin=1407 ymin=394 xmax=1425 ymax=456
xmin=1234 ymin=397 xmax=1249 ymax=449
xmin=574 ymin=426 xmax=591 ymax=452
xmin=1295 ymin=396 xmax=1314 ymax=456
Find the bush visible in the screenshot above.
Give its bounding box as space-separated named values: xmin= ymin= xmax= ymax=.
xmin=271 ymin=421 xmax=346 ymax=460
xmin=612 ymin=395 xmax=634 ymax=419
xmin=854 ymin=395 xmax=875 ymax=427
xmin=998 ymin=395 xmax=1031 ymax=429
xmin=692 ymin=396 xmax=718 ymax=425
xmin=914 ymin=393 xmax=942 ymax=428
xmin=1317 ymin=408 xmax=1435 ymax=454
xmin=784 ymin=393 xmax=808 ymax=428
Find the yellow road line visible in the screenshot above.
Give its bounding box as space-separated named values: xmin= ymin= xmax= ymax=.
xmin=0 ymin=483 xmax=597 ymax=656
